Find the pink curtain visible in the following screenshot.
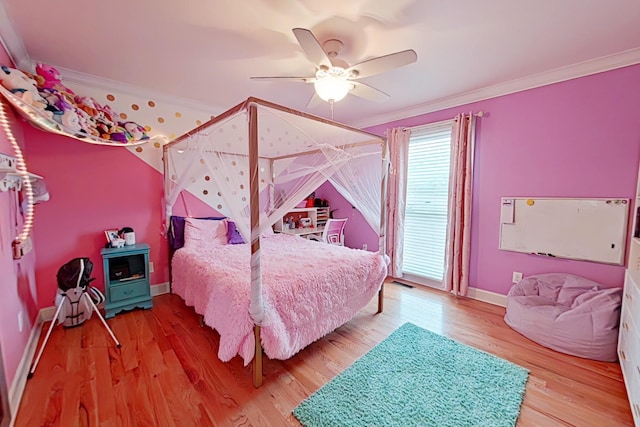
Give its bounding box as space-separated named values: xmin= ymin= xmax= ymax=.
xmin=386 ymin=128 xmax=411 ymax=277
xmin=444 ymin=113 xmax=476 ymax=296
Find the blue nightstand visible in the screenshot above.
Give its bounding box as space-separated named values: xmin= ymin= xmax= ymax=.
xmin=100 ymin=243 xmax=152 ymax=318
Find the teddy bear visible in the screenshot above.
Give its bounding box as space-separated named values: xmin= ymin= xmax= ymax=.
xmin=0 ymin=65 xmax=49 ymax=112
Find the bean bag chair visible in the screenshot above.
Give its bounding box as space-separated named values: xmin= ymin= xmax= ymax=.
xmin=504 ymin=273 xmax=622 ymax=362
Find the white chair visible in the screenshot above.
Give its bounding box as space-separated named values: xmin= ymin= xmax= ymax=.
xmin=322 ymin=218 xmax=347 ymax=245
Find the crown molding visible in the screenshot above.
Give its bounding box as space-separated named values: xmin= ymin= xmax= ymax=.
xmin=1 ymin=2 xmax=638 ymax=128
xmin=55 ymin=66 xmax=221 ymax=114
xmin=353 ymin=47 xmax=640 ymax=129
xmin=0 ymin=3 xmax=218 ymax=114
xmin=0 ymin=0 xmax=31 ymax=70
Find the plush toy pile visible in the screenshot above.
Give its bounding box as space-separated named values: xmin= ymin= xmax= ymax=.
xmin=0 ymin=63 xmax=150 ymax=143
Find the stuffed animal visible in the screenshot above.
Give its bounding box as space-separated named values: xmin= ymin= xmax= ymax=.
xmin=59 ymin=109 xmax=82 ymax=133
xmin=74 ymin=95 xmax=99 ymax=118
xmin=93 ymin=101 xmax=124 ymax=137
xmin=74 ymin=107 xmax=100 ymax=137
xmin=106 ymin=123 xmax=130 ymax=143
xmin=39 ymin=88 xmax=63 ymax=116
xmin=122 ymin=121 xmax=149 ymax=141
xmin=51 ymin=99 xmax=82 ymax=133
xmin=35 ymin=63 xmax=75 ymax=100
xmin=99 ymin=103 xmax=119 ymax=123
xmin=39 ymin=87 xmax=76 ymax=117
xmin=0 ymin=65 xmax=48 ymax=111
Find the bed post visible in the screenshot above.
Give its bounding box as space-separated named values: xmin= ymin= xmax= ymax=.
xmin=253 ymin=325 xmax=263 ymax=387
xmin=378 ymin=138 xmax=389 ymax=314
xmin=248 ymin=102 xmax=265 ymax=387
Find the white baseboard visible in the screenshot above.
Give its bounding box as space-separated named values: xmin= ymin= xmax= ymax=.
xmin=151 ymin=282 xmax=170 ymax=296
xmin=466 ymin=287 xmax=507 ymax=307
xmin=391 ymin=277 xmax=507 ymax=307
xmin=38 ymin=306 xmax=57 ymax=323
xmin=7 ymin=306 xmax=54 ymax=426
xmin=6 ymin=284 xmax=169 ymax=425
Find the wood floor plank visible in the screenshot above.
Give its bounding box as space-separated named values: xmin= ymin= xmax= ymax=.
xmin=13 ymin=280 xmax=634 ymax=426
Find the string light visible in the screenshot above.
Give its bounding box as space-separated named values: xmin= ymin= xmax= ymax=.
xmin=0 ymin=99 xmax=34 ymax=255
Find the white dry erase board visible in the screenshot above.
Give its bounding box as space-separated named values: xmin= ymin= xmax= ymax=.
xmin=499 ymin=197 xmax=630 ymax=265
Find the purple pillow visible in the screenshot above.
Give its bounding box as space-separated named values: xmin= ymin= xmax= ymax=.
xmin=227 ymin=221 xmax=245 ymax=244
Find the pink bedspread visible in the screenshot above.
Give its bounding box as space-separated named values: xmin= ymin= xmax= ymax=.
xmin=171 ymin=233 xmax=387 ymax=365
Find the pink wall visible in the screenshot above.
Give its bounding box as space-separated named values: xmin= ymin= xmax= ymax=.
xmin=352 ymin=64 xmax=640 ymax=293
xmin=314 ymin=183 xmax=378 ymax=251
xmin=23 ymin=129 xmax=222 ymax=309
xmin=0 ymin=48 xmax=39 ymax=388
xmin=1 ymin=53 xmax=638 ymax=395
xmin=23 ymin=129 xmax=171 ymax=307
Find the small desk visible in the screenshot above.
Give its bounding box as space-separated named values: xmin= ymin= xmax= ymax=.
xmin=278 ymin=226 xmax=324 ymax=239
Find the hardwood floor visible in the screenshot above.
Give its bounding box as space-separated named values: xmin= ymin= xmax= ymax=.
xmin=15 ymin=280 xmax=633 ymax=426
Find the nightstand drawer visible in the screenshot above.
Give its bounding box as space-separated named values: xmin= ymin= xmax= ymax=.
xmin=109 ymin=281 xmax=149 ymax=303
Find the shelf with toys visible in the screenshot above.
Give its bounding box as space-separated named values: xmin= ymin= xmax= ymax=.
xmin=0 ymin=64 xmax=165 ymax=147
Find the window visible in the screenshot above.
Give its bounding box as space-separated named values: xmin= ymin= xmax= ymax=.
xmin=401 ymin=121 xmax=453 ymax=285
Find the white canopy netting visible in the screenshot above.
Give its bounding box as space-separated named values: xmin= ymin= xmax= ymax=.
xmin=163 ymin=98 xmax=388 ymax=323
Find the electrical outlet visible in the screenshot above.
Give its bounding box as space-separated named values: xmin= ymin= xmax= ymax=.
xmin=149 ymin=262 xmax=154 ymax=273
xmin=512 ymin=271 xmax=523 ymax=284
xmin=362 ymin=243 xmax=368 ymax=251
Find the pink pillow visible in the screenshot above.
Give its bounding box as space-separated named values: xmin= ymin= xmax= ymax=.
xmin=184 ymin=218 xmax=228 ymax=245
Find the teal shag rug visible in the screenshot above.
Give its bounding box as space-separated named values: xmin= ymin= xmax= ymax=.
xmin=293 ymin=322 xmax=529 ymax=427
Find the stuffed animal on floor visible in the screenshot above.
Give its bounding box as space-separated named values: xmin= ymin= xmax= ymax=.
xmin=0 ymin=65 xmax=49 ymax=112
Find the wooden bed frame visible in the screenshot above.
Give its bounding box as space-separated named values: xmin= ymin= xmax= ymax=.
xmin=251 ymin=284 xmax=384 ymax=387
xmin=169 ymin=220 xmax=386 ymax=388
xmin=164 ymin=98 xmax=389 ymax=387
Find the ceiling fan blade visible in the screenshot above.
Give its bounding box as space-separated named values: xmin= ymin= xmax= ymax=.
xmin=250 ymin=76 xmax=315 ymax=83
xmin=350 ymin=81 xmax=390 ymax=102
xmin=306 ymin=92 xmax=323 ymax=109
xmin=292 ymin=28 xmax=332 ymax=69
xmin=347 ymin=49 xmax=417 ymax=80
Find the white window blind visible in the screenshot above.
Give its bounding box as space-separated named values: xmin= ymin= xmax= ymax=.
xmin=402 ymin=121 xmax=453 ymax=282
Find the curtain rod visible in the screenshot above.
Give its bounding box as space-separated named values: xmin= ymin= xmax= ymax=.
xmin=400 ymin=111 xmax=486 ymax=132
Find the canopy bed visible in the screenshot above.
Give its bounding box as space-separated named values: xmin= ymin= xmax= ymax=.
xmin=163 ymin=97 xmax=388 ymax=386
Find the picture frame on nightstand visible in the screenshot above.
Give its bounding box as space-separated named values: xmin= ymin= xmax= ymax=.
xmin=104 ymin=229 xmax=119 ymax=244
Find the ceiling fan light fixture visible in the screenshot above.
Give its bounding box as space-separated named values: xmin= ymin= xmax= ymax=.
xmin=314 ymin=76 xmax=352 ymax=103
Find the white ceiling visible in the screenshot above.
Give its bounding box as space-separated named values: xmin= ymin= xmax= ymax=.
xmin=1 ymin=0 xmax=639 ymax=127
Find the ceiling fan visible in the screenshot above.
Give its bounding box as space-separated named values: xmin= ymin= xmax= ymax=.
xmin=251 ymin=28 xmax=417 ymax=106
